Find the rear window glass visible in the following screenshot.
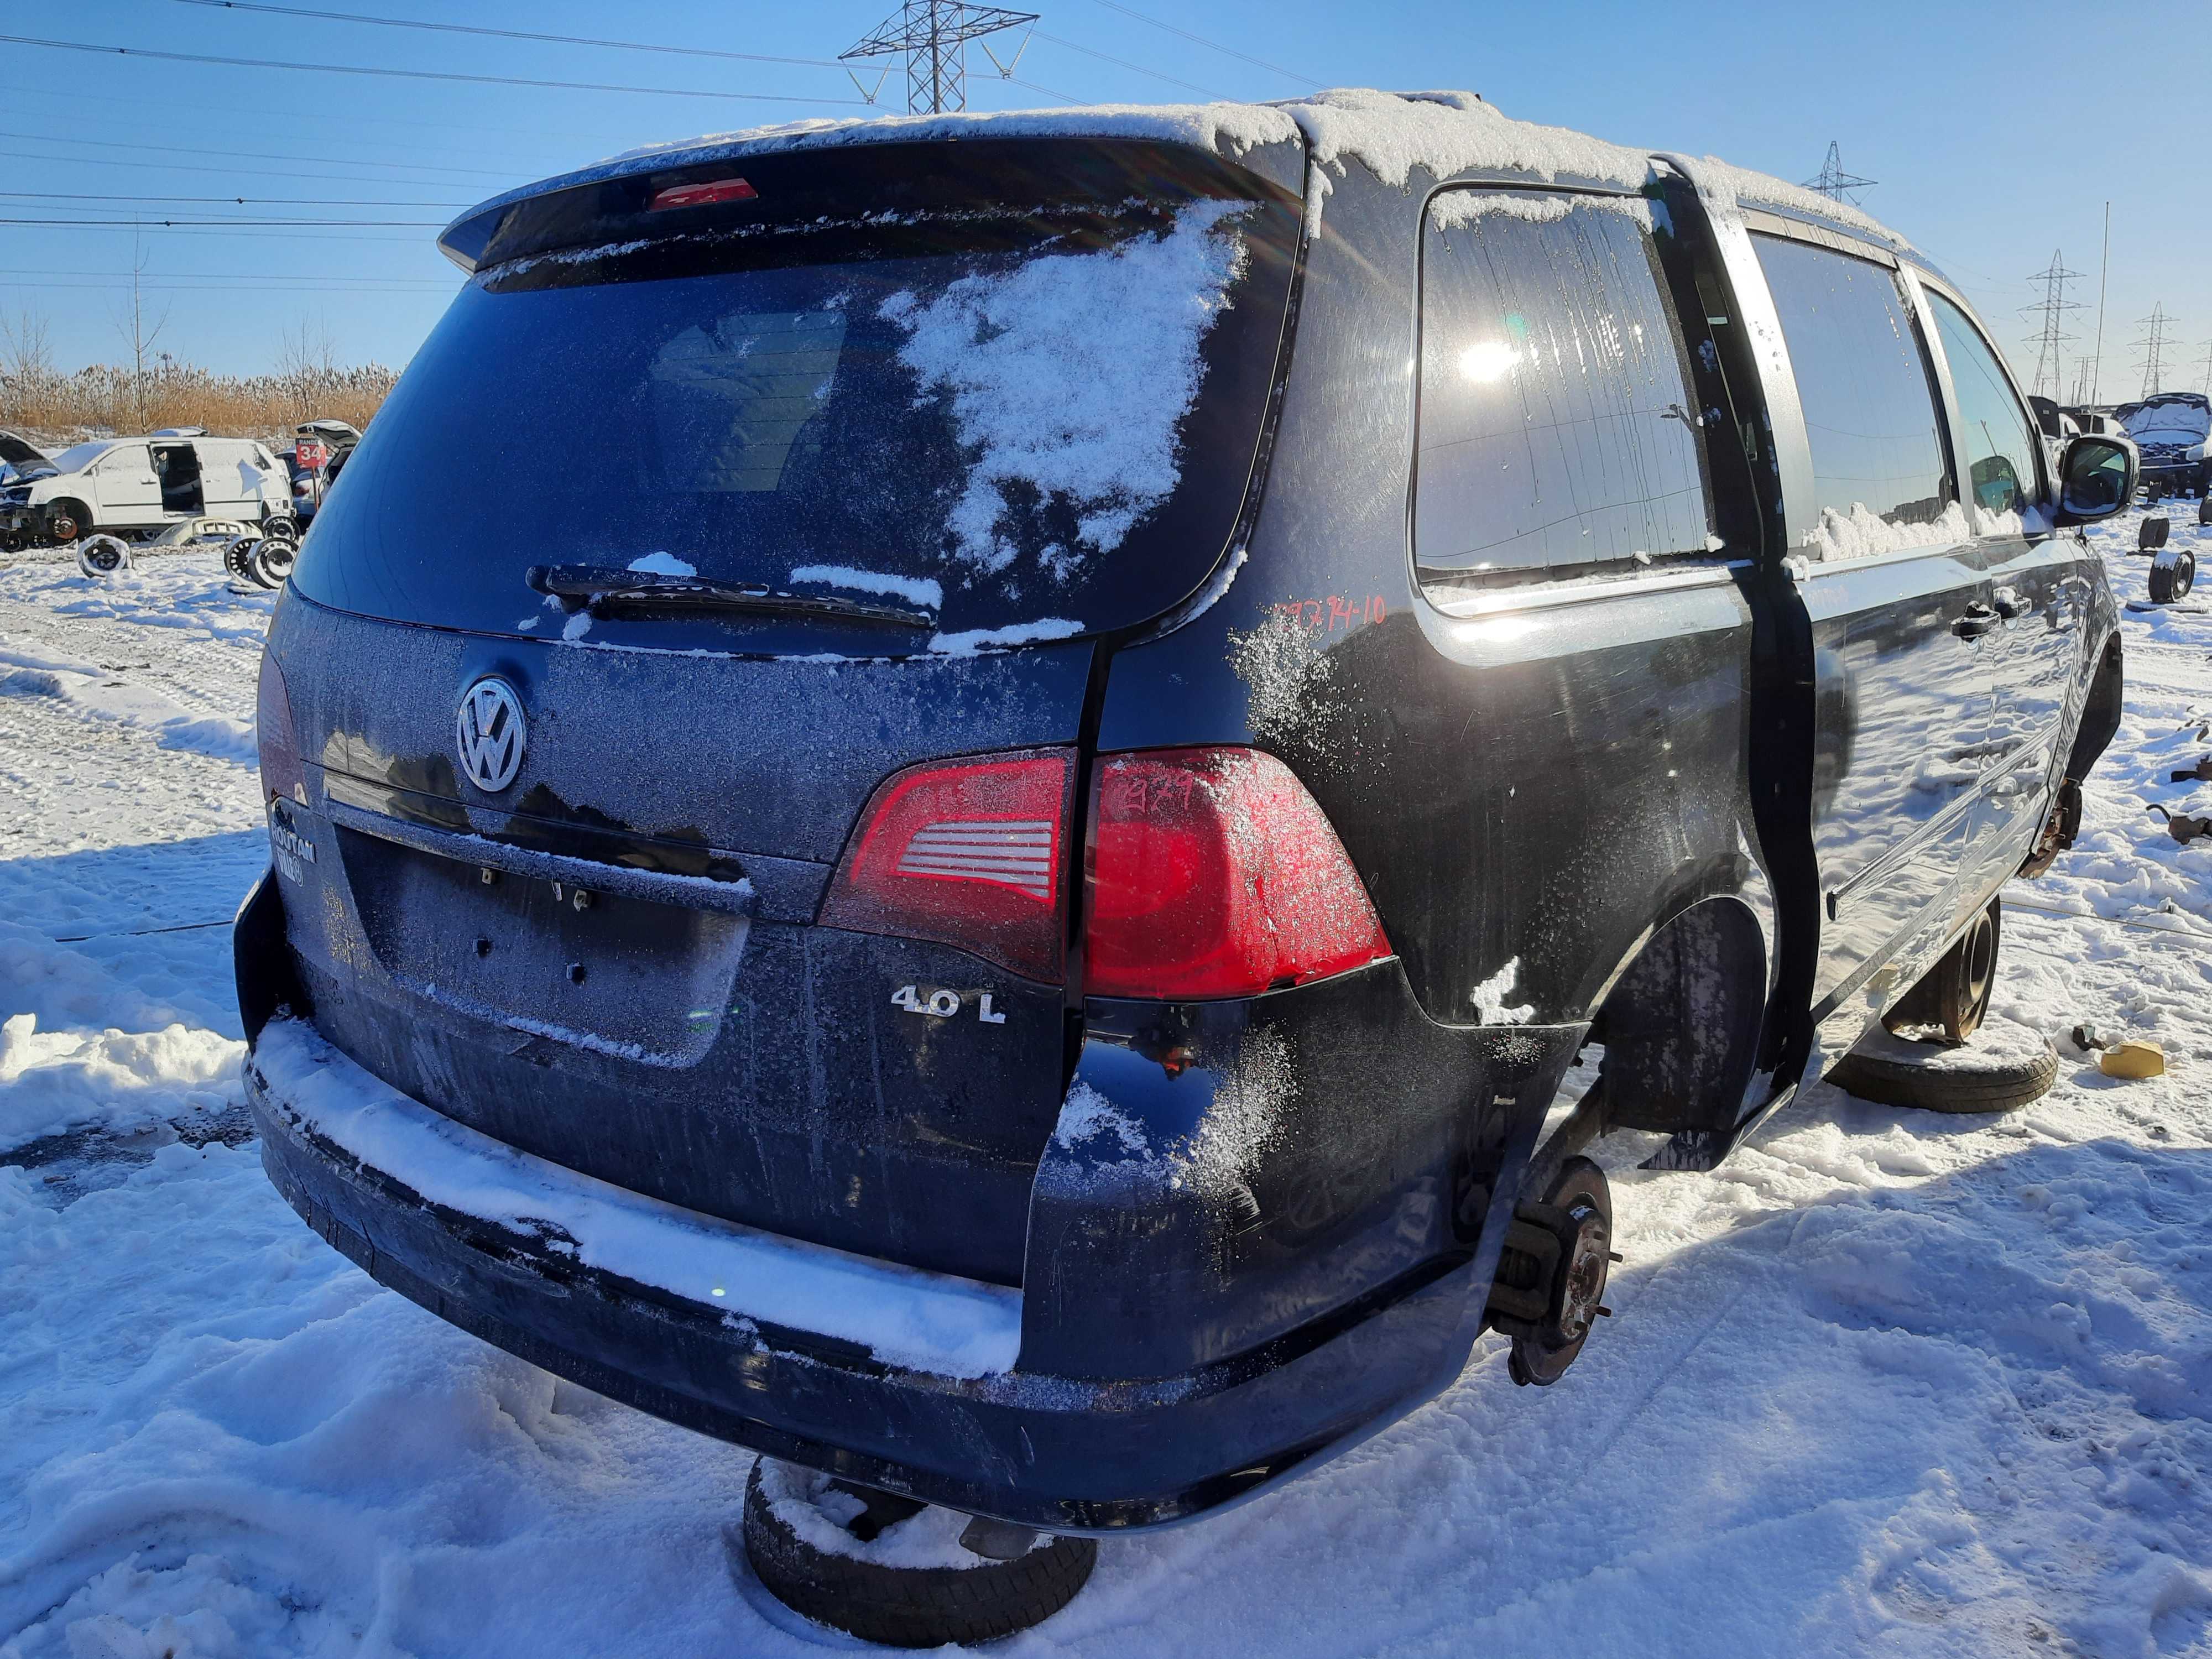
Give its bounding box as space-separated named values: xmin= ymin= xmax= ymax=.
xmin=1414 ymin=191 xmax=1715 ymax=586
xmin=1752 ymin=234 xmax=1952 ymax=555
xmin=293 ymin=189 xmax=1295 ymax=650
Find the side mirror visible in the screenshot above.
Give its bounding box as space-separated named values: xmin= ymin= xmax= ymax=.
xmin=2054 ymin=434 xmax=2138 ymax=525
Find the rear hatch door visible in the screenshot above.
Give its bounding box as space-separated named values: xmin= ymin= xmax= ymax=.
xmin=270 ymin=134 xmax=1303 ymax=1286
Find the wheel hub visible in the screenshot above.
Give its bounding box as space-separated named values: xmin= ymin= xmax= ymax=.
xmin=1485 ymin=1155 xmax=1615 ymax=1387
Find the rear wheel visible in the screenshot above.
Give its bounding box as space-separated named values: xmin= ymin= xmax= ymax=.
xmin=2150 ymin=550 xmax=2197 ymax=604
xmin=1488 ymin=1155 xmax=1614 ymax=1387
xmin=738 ymin=1460 xmax=1097 ymax=1648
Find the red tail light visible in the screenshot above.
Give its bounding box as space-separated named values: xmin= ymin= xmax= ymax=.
xmin=650 ymin=176 xmax=758 ymax=210
xmin=1084 ymin=748 xmax=1391 ymax=1000
xmin=821 ymin=749 xmax=1074 ymax=982
xmin=256 ymin=653 xmax=304 ymax=806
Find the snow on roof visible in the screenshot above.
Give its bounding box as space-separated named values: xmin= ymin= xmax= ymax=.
xmin=1677 ymin=153 xmax=1914 ymax=251
xmin=449 ymin=88 xmax=1917 ymax=259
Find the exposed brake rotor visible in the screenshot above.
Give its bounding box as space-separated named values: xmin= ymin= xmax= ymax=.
xmin=1484 ymin=1154 xmax=1616 ymax=1386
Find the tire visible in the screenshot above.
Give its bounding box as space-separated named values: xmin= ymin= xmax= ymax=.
xmin=739 ymin=1462 xmax=1096 ymax=1648
xmin=76 ymin=534 xmax=131 ymax=577
xmin=46 ymin=500 xmax=90 ymax=544
xmin=1829 ymin=1019 xmax=2059 ymax=1114
xmin=2150 ymin=549 xmax=2196 ymax=604
xmin=222 ymin=535 xmax=258 ymax=582
xmin=1882 ymin=897 xmax=2000 ymax=1045
xmin=2199 ymin=496 xmax=2211 ymax=528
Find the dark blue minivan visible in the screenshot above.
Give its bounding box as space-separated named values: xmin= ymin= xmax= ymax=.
xmin=237 ymin=90 xmax=2134 ymax=1644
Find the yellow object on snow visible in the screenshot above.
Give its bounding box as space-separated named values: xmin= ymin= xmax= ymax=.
xmin=2098 ymin=1040 xmax=2167 ymax=1080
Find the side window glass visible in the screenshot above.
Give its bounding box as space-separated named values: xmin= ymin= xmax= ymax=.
xmin=1926 ymin=291 xmax=2043 ymax=521
xmin=1752 ymin=234 xmax=1950 ymax=557
xmin=1415 ymin=192 xmax=1715 ymax=588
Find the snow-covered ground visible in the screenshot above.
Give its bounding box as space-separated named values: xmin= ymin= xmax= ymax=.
xmin=4 ymin=512 xmax=2211 ymax=1658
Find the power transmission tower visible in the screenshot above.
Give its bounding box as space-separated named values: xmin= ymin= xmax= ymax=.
xmin=2198 ymin=338 xmax=2212 ymax=396
xmin=2130 ymin=304 xmax=2178 ymax=398
xmin=842 ymin=1 xmax=1039 ymax=115
xmin=2020 ymin=249 xmax=2085 ymax=400
xmin=1802 ymin=141 xmax=1876 ymax=205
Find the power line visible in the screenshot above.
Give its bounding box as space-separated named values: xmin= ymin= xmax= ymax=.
xmin=0 ymin=191 xmax=469 ymax=207
xmin=1030 ymin=30 xmax=1227 ymax=98
xmin=1 ymin=216 xmax=447 ymax=227
xmin=169 ymin=0 xmax=853 ymax=69
xmin=1006 ymin=75 xmax=1090 ymax=106
xmin=0 ymin=126 xmax=522 ymax=179
xmin=0 ymin=34 xmax=872 ymax=105
xmin=0 ymin=145 xmax=523 ymax=195
xmin=1081 ymin=0 xmax=1314 ymax=86
xmin=0 ymin=76 xmax=602 ymax=152
xmin=0 ymin=265 xmax=441 ymax=282
xmin=1 ymin=280 xmax=450 ymax=295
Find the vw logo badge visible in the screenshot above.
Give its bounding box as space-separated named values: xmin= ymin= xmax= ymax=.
xmin=455 ymin=676 xmax=526 ymax=793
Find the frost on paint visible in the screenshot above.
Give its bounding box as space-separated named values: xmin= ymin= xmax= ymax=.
xmin=878 ymin=199 xmax=1250 ymax=583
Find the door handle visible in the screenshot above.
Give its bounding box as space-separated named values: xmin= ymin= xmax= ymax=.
xmin=1953 ymin=602 xmax=2001 ymax=639
xmin=1991 ymin=588 xmax=2031 ymax=620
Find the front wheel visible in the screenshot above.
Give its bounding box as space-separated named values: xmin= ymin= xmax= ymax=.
xmin=45 ymin=500 xmax=90 ymax=544
xmin=1882 ymin=898 xmax=1999 ymax=1045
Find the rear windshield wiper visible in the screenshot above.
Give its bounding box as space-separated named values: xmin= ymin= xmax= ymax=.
xmin=526 ymin=565 xmax=935 ymax=630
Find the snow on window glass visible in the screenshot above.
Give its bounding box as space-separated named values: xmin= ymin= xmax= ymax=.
xmin=1753 ymin=235 xmax=1953 ymax=558
xmin=879 ymin=199 xmax=1249 ymax=581
xmin=1415 ymin=191 xmax=1713 ymax=582
xmin=1924 ymin=291 xmax=2042 ymax=523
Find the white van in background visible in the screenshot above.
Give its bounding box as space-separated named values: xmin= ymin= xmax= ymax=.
xmin=0 ymin=431 xmax=294 ymax=544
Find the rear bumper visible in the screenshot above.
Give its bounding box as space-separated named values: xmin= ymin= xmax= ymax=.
xmin=247 ymin=1034 xmax=1477 ymax=1533
xmin=237 ymin=857 xmax=1580 ymax=1532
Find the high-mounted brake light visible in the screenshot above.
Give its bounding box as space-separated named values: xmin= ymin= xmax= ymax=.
xmin=256 ymin=653 xmax=303 ymax=806
xmin=649 ymin=176 xmax=758 ymax=211
xmin=1084 ymin=748 xmax=1392 ymax=1001
xmin=821 ymin=749 xmax=1073 ymax=983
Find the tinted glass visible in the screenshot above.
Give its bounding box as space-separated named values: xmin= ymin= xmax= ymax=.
xmin=49 ymin=442 xmax=111 ymax=474
xmin=1927 ymin=291 xmax=2042 ymax=518
xmin=1415 ymin=192 xmax=1714 ymax=582
xmin=293 ymin=194 xmax=1295 ymax=646
xmin=1754 ymin=234 xmax=1949 ymax=547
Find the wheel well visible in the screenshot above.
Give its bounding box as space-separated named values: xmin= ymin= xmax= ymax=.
xmin=2065 ymin=631 xmax=2122 ymax=782
xmin=1588 ymin=897 xmax=1767 ymax=1137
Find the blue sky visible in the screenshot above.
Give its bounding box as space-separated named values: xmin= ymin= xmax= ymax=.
xmin=5 ymin=0 xmax=2206 ymax=403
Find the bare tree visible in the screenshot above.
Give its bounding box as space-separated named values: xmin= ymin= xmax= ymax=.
xmin=0 ymin=304 xmax=56 ymax=384
xmin=108 ymin=233 xmax=171 ymax=431
xmin=275 ymin=313 xmax=341 ymax=421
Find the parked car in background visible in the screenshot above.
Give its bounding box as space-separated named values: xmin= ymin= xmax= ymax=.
xmin=234 ymin=90 xmax=2137 ymax=1640
xmin=2113 ymin=391 xmax=2211 ymax=495
xmin=1 ymin=432 xmax=293 ymax=545
xmin=289 ymin=418 xmax=362 ymax=526
xmin=0 ymin=429 xmax=53 ymax=488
